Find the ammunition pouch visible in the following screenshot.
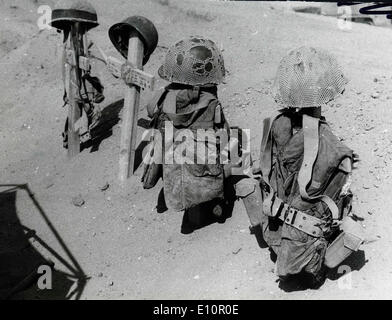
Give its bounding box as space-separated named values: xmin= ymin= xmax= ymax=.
xmin=142 ymin=162 xmax=162 ymax=189
xmin=141 ymin=128 xmax=163 ymax=190
xmin=324 ymin=216 xmax=365 ymax=268
xmin=235 ymin=178 xmax=263 ymax=227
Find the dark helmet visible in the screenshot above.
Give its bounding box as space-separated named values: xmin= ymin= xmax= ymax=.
xmin=50 ymin=0 xmax=99 ymax=31
xmin=158 ymin=36 xmax=225 ymax=86
xmin=109 ymin=16 xmax=158 ymax=66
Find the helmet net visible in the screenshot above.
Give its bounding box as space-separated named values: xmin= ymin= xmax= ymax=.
xmin=159 ymin=36 xmax=225 ymax=86
xmin=273 ymin=46 xmax=348 ymax=108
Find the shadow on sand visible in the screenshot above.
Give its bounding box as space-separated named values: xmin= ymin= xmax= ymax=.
xmin=0 ymin=184 xmax=88 ymax=300
xmin=277 ymin=250 xmax=367 ymax=293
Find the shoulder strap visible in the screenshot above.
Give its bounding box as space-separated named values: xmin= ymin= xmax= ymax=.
xmin=162 ymin=90 xmax=178 ymax=114
xmin=298 ymin=115 xmax=340 ymax=220
xmin=146 ymin=88 xmax=167 ymax=118
xmin=260 ymin=111 xmax=282 ymax=182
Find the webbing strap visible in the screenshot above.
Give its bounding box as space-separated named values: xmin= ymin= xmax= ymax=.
xmin=298 ymin=115 xmax=340 ymax=220
xmin=162 ymin=91 xmax=178 ymax=114
xmin=262 ymin=191 xmax=324 ymax=237
xmin=283 ymin=207 xmax=324 ymax=237
xmin=214 ymin=104 xmax=222 ymax=124
xmin=146 ymin=88 xmax=166 ymax=118
xmin=260 ymin=111 xmax=282 ymax=182
xmin=260 ymin=112 xmax=282 ymax=221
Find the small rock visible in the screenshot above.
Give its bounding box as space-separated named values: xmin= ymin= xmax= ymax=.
xmin=45 ymin=182 xmax=54 ymax=189
xmin=232 ymin=248 xmax=242 ymax=255
xmin=72 ymin=195 xmax=85 ymax=207
xmin=371 ymin=92 xmax=380 ymax=99
xmin=365 ymin=126 xmax=375 ymax=132
xmin=108 ymin=281 xmax=114 ymax=287
xmin=100 ymin=183 xmax=110 ymax=192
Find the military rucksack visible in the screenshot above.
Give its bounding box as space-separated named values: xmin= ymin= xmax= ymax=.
xmin=258 ymin=110 xmax=365 ymax=283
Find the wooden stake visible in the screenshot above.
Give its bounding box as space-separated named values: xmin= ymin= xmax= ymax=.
xmin=119 ymin=31 xmax=144 ymax=183
xmin=66 ymin=23 xmax=83 ymax=158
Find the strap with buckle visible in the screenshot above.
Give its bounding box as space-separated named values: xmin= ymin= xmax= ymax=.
xmin=281 ymin=207 xmax=324 ymax=238
xmin=298 ymin=115 xmax=340 ymax=220
xmin=262 ymin=189 xmax=324 ymax=238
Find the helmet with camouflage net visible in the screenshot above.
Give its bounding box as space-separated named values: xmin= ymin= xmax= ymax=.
xmin=158 ymin=36 xmax=225 ymax=86
xmin=272 ymin=46 xmax=348 ymax=109
xmin=50 ymin=0 xmax=99 ymax=31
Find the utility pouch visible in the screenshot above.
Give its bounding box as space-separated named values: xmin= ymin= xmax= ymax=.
xmin=235 ymin=178 xmax=264 ymax=227
xmin=324 ymin=216 xmax=364 ymax=268
xmin=142 ymin=161 xmax=162 ymax=189
xmin=141 ymin=136 xmax=162 ymax=189
xmin=141 ymin=112 xmax=163 ymax=189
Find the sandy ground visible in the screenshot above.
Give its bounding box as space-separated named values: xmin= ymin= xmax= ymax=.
xmin=1 ymin=0 xmax=392 ymax=300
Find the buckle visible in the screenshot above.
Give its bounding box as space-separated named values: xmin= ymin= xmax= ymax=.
xmin=284 ymin=207 xmax=297 ymax=224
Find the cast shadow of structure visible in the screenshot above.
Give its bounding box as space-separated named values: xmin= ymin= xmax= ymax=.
xmin=82 ymin=99 xmax=124 ymax=153
xmin=82 ymin=98 xmax=152 ymax=164
xmin=277 ymin=250 xmax=367 ymax=293
xmin=0 ymin=184 xmax=89 ymax=300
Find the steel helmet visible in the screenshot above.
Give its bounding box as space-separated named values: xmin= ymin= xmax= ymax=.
xmin=50 ymin=0 xmax=99 ymax=31
xmin=158 ymin=36 xmax=225 ymax=86
xmin=273 ymin=46 xmax=348 ymax=109
xmin=109 ymin=16 xmax=158 ymax=66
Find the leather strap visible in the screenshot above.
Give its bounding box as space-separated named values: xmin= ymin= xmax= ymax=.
xmin=298 ymin=115 xmax=340 ymax=220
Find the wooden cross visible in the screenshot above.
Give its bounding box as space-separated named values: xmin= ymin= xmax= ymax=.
xmin=98 ymin=33 xmax=155 ymax=183
xmin=63 ymin=23 xmax=92 ymax=158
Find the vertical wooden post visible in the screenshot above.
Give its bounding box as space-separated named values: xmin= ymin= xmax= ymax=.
xmin=66 ymin=22 xmax=83 ymax=158
xmin=119 ymin=31 xmax=145 ymax=183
